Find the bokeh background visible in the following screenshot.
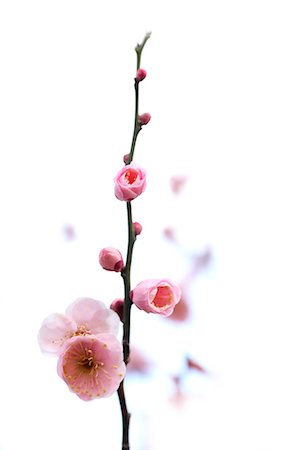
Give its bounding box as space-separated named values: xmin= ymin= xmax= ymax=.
xmin=1 ymin=1 xmax=299 ymax=449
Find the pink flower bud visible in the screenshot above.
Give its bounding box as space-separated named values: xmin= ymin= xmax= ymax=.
xmin=131 ymin=279 xmax=181 ymax=317
xmin=136 ymin=68 xmax=147 ymax=82
xmin=114 ymin=162 xmax=146 ymax=201
xmin=99 ymin=247 xmax=124 ymax=272
xmin=133 ymin=221 xmax=142 ymax=236
xmin=110 ymin=298 xmax=124 ymax=322
xmin=123 ymin=153 xmax=130 ymax=164
xmin=138 ymin=113 xmax=151 ymax=125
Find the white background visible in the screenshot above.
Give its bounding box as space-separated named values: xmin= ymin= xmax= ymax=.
xmin=0 ymin=1 xmax=299 ymax=449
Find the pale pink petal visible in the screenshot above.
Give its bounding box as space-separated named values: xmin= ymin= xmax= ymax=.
xmin=57 ymin=334 xmax=125 ymax=400
xmin=38 ymin=313 xmax=77 ymax=356
xmin=66 ymin=297 xmax=120 ymax=336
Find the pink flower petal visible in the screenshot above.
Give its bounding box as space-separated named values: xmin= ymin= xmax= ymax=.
xmin=57 ymin=334 xmax=126 ymax=400
xmin=66 ymin=298 xmax=120 ymax=336
xmin=38 ymin=313 xmax=77 ymax=356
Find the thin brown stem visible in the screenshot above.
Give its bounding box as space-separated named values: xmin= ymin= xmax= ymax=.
xmin=116 ymin=32 xmax=151 ymax=450
xmin=117 ymin=380 xmax=131 ymax=450
xmin=121 ymin=201 xmax=135 ymax=364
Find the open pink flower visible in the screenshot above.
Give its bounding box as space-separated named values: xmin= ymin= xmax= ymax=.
xmin=131 ymin=279 xmax=181 ymax=317
xmin=114 ymin=162 xmax=146 ymax=201
xmin=38 ymin=298 xmax=120 ymax=356
xmin=57 ymin=334 xmax=126 ymax=400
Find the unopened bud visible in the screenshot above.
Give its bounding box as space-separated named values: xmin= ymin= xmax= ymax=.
xmin=99 ymin=247 xmax=124 ymax=272
xmin=133 ymin=222 xmax=142 ymax=236
xmin=123 ymin=153 xmax=130 ymax=164
xmin=136 ymin=68 xmax=147 ymax=82
xmin=138 ymin=113 xmax=151 ymax=126
xmin=110 ymin=298 xmax=124 ymax=322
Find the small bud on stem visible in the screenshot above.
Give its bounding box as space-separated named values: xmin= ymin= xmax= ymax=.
xmin=136 ymin=68 xmax=147 ymax=82
xmin=138 ymin=113 xmax=151 ymax=125
xmin=133 ymin=222 xmax=142 ymax=236
xmin=99 ymin=247 xmax=124 ymax=272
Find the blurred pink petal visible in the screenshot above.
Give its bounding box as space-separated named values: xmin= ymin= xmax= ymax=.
xmin=182 ymin=248 xmax=212 ymax=287
xmin=163 ymin=227 xmax=176 ymax=242
xmin=127 ymin=346 xmax=153 ymax=374
xmin=57 ymin=334 xmax=126 ymax=400
xmin=187 ymin=357 xmax=207 ymax=374
xmin=167 ymin=294 xmax=190 ymax=322
xmin=62 ymin=224 xmax=76 ymax=241
xmin=193 ymin=248 xmax=212 ymax=272
xmin=170 ymin=175 xmax=187 ymax=194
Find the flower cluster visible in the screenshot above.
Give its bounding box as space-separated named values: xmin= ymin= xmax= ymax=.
xmin=38 ymin=35 xmax=182 ymax=414
xmin=38 ymin=298 xmax=125 ymax=401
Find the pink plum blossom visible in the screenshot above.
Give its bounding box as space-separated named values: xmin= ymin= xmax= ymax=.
xmin=99 ymin=247 xmax=124 ymax=272
xmin=114 ymin=162 xmax=146 ymax=201
xmin=38 ymin=297 xmax=120 ymax=356
xmin=131 ymin=279 xmax=181 ymax=317
xmin=57 ymin=334 xmax=126 ymax=400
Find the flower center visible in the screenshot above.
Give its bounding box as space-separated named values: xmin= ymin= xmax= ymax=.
xmin=152 ymin=286 xmax=173 ymax=309
xmin=77 ymin=348 xmax=100 ymax=372
xmin=74 ymin=324 xmax=91 ymax=336
xmin=125 ymin=169 xmax=138 ymax=184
